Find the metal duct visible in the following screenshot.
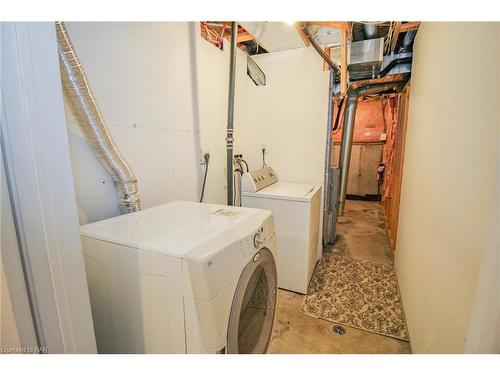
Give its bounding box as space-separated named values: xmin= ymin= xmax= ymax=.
xmin=247 ymin=54 xmax=266 ymax=86
xmin=55 ymin=22 xmax=141 ymax=214
xmin=379 ymin=56 xmax=413 ymax=77
xmin=363 ymin=23 xmax=377 ymax=39
xmin=337 ymin=74 xmax=410 ymax=215
xmin=399 ymin=30 xmax=417 ymax=52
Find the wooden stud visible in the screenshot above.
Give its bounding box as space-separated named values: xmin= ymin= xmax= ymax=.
xmin=340 ymin=28 xmax=348 ymax=95
xmin=382 ymin=84 xmax=411 ymax=250
xmin=346 ymin=22 xmax=353 ymax=41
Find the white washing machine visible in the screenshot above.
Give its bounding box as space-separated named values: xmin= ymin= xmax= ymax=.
xmin=241 ymin=167 xmax=321 ymax=294
xmin=80 ymin=200 xmax=278 ymax=354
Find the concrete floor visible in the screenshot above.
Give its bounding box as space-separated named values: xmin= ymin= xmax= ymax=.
xmin=268 ymin=199 xmax=412 ymax=354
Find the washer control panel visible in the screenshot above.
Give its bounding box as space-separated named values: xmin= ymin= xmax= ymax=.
xmin=241 ymin=167 xmax=278 ymax=193
xmin=239 ymin=226 xmax=268 ymax=259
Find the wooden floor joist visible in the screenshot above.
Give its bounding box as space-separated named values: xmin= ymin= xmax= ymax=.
xmin=237 ymin=31 xmax=255 ymax=43
xmin=295 ymin=22 xmax=310 ymax=47
xmin=400 ymin=22 xmax=421 ymax=33
xmin=304 ymin=21 xmax=350 ymax=30
xmin=390 ymin=21 xmax=402 ymax=53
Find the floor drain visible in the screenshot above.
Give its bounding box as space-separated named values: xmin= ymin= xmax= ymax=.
xmin=332 ymin=325 xmax=347 ymax=335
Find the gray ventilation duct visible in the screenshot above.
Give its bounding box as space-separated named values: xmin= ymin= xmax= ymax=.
xmin=247 ymin=54 xmax=266 ymax=86
xmin=55 ymin=22 xmax=141 ymax=214
xmin=363 ymin=23 xmax=377 ymax=39
xmin=337 ymin=73 xmax=410 ymax=215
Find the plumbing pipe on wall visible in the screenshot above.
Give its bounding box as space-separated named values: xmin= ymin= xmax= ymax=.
xmin=55 ymin=21 xmax=141 ymax=214
xmin=337 ymin=74 xmax=410 ymax=215
xmin=300 ymin=23 xmax=340 ymax=244
xmin=322 ymin=68 xmax=336 ymax=245
xmin=226 ymin=22 xmax=237 ymax=206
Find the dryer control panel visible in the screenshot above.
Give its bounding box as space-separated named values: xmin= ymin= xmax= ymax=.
xmin=241 ymin=167 xmax=278 ymax=193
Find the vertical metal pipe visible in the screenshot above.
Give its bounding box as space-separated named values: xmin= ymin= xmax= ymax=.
xmin=337 ymin=83 xmax=398 ymax=215
xmin=226 ymin=22 xmax=237 ymax=206
xmin=322 ymin=68 xmax=335 ymax=245
xmin=337 ymin=93 xmax=359 ymax=215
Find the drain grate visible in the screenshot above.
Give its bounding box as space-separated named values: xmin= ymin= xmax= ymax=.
xmin=332 ymin=325 xmax=347 ymax=335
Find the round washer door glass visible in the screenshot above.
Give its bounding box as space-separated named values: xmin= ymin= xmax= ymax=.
xmin=226 ymin=248 xmax=277 ymax=354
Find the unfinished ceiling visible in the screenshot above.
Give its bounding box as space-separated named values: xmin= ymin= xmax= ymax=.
xmin=199 ymin=21 xmax=420 ymax=90
xmin=239 ymin=22 xmax=305 ymax=52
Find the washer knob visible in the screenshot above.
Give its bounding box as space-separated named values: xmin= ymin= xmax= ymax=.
xmin=253 ymin=231 xmax=265 ymax=248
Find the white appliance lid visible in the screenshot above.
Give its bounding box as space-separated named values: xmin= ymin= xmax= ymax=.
xmin=241 ymin=182 xmax=321 ymax=202
xmin=80 ymin=201 xmax=261 ymax=258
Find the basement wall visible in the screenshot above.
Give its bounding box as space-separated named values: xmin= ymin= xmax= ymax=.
xmin=64 ymin=22 xmax=254 ymax=224
xmin=64 ymin=22 xmax=327 ymax=224
xmin=395 ymin=22 xmax=500 ymax=353
xmin=236 ymin=47 xmax=329 ymax=184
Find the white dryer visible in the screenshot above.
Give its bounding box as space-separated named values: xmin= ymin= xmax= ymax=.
xmin=80 ymin=201 xmax=277 ymax=354
xmin=241 ymin=167 xmax=321 ymax=294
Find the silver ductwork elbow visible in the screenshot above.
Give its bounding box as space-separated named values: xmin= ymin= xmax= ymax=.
xmin=55 ymin=21 xmax=141 ymax=214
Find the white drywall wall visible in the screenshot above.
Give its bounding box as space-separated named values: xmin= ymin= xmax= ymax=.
xmin=395 ymin=22 xmax=500 ymax=353
xmin=236 ymin=47 xmax=329 ymax=184
xmin=64 ymin=22 xmax=327 ymax=225
xmin=65 ymin=22 xmax=253 ymax=224
xmin=1 ymin=142 xmax=38 ymax=351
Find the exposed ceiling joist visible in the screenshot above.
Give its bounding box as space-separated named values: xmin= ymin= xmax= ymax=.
xmin=237 ymin=31 xmax=255 ymax=43
xmin=391 ymin=21 xmax=420 ymax=53
xmin=303 ymin=21 xmax=350 ymax=30
xmin=294 ymin=22 xmax=310 ymax=46
xmin=400 ymin=22 xmax=421 ymax=32
xmin=390 ymin=22 xmax=402 ymax=53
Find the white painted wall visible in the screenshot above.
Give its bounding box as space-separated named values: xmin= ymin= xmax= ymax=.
xmin=236 ymin=47 xmax=329 ymax=184
xmin=2 ymin=22 xmax=97 ymax=353
xmin=65 ymin=22 xmax=255 ymax=224
xmin=1 ymin=141 xmax=38 ymax=351
xmin=64 ymin=22 xmax=327 ymax=225
xmin=395 ymin=22 xmax=500 ymax=353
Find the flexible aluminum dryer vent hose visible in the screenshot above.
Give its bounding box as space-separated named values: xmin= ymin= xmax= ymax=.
xmin=55 ymin=21 xmax=141 ymax=214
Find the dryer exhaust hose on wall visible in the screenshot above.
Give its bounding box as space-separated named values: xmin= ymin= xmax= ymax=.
xmin=55 ymin=21 xmax=141 ymax=214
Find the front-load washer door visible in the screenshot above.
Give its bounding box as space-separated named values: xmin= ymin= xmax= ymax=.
xmin=226 ymin=248 xmax=277 ymax=354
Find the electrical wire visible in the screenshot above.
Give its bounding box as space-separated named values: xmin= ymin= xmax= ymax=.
xmin=199 ymin=155 xmax=210 ymax=203
xmin=234 ymin=159 xmax=244 ymax=174
xmin=240 ymin=158 xmax=249 ymax=172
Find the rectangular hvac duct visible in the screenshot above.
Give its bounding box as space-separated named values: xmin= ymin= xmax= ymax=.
xmin=348 ymin=37 xmax=384 ymax=80
xmin=247 ymin=55 xmax=266 ymax=86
